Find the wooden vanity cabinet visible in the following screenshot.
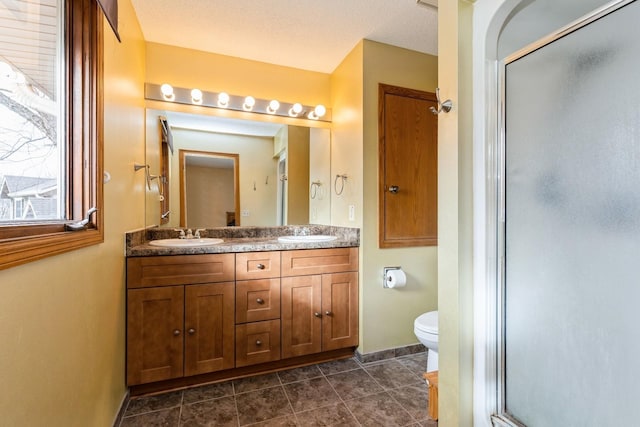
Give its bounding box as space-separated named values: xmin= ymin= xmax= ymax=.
xmin=281 ymin=248 xmax=359 ymax=359
xmin=126 ymin=254 xmax=235 ymax=386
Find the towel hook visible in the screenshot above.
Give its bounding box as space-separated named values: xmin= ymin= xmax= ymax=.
xmin=334 ymin=174 xmax=347 ymax=195
xmin=430 ymin=88 xmax=452 ymax=115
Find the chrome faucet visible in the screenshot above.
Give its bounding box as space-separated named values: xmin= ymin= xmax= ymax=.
xmin=194 ymin=229 xmax=206 ymax=239
xmin=185 ymin=229 xmax=193 ymax=239
xmin=173 ymin=228 xmax=186 ymax=239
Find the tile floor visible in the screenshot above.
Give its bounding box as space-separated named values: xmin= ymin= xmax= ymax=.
xmin=119 ymin=353 xmax=438 ymax=427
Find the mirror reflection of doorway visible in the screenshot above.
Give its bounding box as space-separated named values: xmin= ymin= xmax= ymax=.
xmin=179 ymin=150 xmax=239 ymax=228
xmin=276 ymin=155 xmax=287 ymax=226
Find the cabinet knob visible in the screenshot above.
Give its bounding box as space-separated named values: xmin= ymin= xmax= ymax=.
xmin=173 ymin=329 xmax=181 ymax=336
xmin=314 ymin=312 xmax=322 ymax=318
xmin=325 ymin=311 xmax=333 ymax=316
xmin=256 ymin=263 xmax=265 ymax=270
xmin=256 ymin=340 xmax=262 ymax=346
xmin=188 ymin=328 xmax=196 ymax=335
xmin=256 ymin=298 xmax=264 ymax=304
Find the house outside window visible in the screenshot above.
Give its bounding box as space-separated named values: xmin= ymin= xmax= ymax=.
xmin=0 ymin=0 xmax=104 ymax=270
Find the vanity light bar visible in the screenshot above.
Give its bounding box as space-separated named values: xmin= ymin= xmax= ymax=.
xmin=145 ymin=83 xmax=331 ymax=122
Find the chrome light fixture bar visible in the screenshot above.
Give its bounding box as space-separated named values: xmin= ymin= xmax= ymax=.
xmin=145 ymin=83 xmax=331 ymax=122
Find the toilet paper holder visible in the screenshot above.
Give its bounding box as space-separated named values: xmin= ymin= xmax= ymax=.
xmin=383 ymin=266 xmax=402 ymax=288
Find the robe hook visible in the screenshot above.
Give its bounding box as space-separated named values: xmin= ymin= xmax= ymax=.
xmin=430 ymin=88 xmax=452 ymax=115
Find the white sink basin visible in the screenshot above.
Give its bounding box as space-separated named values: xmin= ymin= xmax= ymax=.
xmin=149 ymin=238 xmax=224 ymax=247
xmin=277 ymin=235 xmax=337 ymax=243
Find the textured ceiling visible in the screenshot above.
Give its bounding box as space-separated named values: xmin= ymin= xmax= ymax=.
xmin=130 ymin=0 xmax=438 ymax=73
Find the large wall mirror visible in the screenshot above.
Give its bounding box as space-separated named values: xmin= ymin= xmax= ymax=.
xmin=145 ymin=109 xmax=331 ymax=228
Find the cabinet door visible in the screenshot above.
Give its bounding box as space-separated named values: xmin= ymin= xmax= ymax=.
xmin=127 ymin=286 xmax=184 ymax=385
xmin=184 ymin=282 xmax=235 ymax=376
xmin=281 ymin=275 xmax=322 ymax=358
xmin=322 ymin=272 xmax=359 ymax=351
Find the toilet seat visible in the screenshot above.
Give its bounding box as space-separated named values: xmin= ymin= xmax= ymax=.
xmin=415 ymin=311 xmax=438 ymax=335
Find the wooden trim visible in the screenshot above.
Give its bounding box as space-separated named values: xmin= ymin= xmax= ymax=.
xmin=179 ymin=149 xmax=240 ymax=227
xmin=0 ymin=0 xmax=103 ymax=271
xmin=378 ymin=83 xmax=437 ymax=248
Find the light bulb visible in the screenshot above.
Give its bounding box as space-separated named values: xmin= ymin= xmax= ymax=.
xmin=314 ymin=104 xmax=326 ymax=118
xmin=267 ymin=100 xmax=280 ymax=114
xmin=191 ymin=88 xmax=202 ymax=104
xmin=289 ymin=103 xmax=303 ymax=117
xmin=243 ymin=96 xmax=255 ymax=111
xmin=160 ymin=83 xmax=174 ymax=98
xmin=218 ymin=92 xmax=230 ymax=107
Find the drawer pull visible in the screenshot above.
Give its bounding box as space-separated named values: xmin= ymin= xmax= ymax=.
xmin=188 ymin=328 xmax=196 ymax=335
xmin=256 ymin=263 xmax=266 ymax=270
xmin=173 ymin=329 xmax=181 ymax=336
xmin=314 ymin=312 xmax=322 ymax=318
xmin=325 ymin=311 xmax=333 ymax=316
xmin=256 ymin=298 xmax=264 ymax=304
xmin=256 ymin=340 xmax=262 ymax=346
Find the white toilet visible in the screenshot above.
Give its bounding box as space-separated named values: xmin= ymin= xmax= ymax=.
xmin=414 ymin=310 xmax=439 ymax=372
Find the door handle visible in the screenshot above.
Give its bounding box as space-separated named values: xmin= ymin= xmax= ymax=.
xmin=388 ymin=185 xmax=399 ymax=194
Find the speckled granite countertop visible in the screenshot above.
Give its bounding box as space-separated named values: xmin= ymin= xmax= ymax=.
xmin=125 ymin=225 xmax=359 ymax=257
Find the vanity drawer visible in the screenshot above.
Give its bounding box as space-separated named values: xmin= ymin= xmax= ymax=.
xmin=236 ymin=251 xmax=281 ymax=280
xmin=236 ymin=278 xmax=281 ymax=323
xmin=127 ymin=254 xmax=235 ymax=288
xmin=235 ymin=320 xmax=281 ymax=367
xmin=281 ymin=248 xmax=359 ymax=277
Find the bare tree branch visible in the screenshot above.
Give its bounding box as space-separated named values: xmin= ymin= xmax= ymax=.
xmin=0 ymin=91 xmax=56 ymax=143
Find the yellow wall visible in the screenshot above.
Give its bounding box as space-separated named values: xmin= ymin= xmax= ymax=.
xmin=0 ymin=0 xmax=146 ymax=425
xmin=286 ymin=126 xmax=310 ymax=224
xmin=186 ymin=165 xmax=235 ymax=227
xmin=145 ymin=42 xmax=331 ymax=107
xmin=438 ymin=1 xmax=475 ymax=425
xmin=360 ymin=40 xmax=439 ymax=353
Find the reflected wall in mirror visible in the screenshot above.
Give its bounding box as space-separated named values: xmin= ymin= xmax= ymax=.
xmin=144 ymin=109 xmax=331 ymax=228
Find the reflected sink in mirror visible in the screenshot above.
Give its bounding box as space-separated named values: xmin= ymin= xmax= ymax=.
xmin=148 ymin=238 xmax=224 ymax=247
xmin=277 ymin=235 xmax=337 ymax=243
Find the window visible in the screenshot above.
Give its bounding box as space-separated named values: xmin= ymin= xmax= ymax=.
xmin=0 ymin=0 xmax=103 ymax=270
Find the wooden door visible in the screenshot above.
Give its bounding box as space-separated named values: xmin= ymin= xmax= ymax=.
xmin=281 ymin=275 xmax=322 ymax=358
xmin=378 ymin=84 xmax=438 ymax=248
xmin=321 ymin=272 xmax=359 ymax=350
xmin=184 ymin=282 xmax=235 ymax=376
xmin=127 ymin=286 xmax=184 ymax=385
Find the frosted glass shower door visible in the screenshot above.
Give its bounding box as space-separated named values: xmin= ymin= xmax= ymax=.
xmin=502 ymin=1 xmax=640 ymax=425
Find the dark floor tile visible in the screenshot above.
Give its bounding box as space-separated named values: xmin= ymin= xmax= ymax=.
xmin=391 ymin=385 xmax=429 ymax=420
xmin=246 ymin=415 xmax=298 ymax=426
xmin=317 ymin=357 xmax=361 ymax=375
xmin=394 ymin=345 xmax=426 ymax=358
xmin=365 ymin=360 xmax=423 ymax=390
xmin=283 ymin=377 xmax=341 ymax=413
xmin=180 ymin=396 xmax=237 ymax=427
xmin=296 ymin=403 xmax=359 ymax=426
xmin=397 ymin=353 xmax=428 ymax=378
xmin=357 ymin=349 xmax=395 ymax=364
xmin=345 ymin=391 xmax=414 ymax=427
xmin=278 ymin=364 xmax=323 ymax=384
xmin=120 ymin=406 xmax=180 ymax=427
xmin=125 ymin=391 xmax=183 ymax=417
xmin=235 ymin=386 xmax=293 ymax=426
xmin=234 ymin=372 xmax=281 ymax=394
xmin=183 ymin=381 xmax=234 ymax=404
xmin=326 ymin=368 xmax=384 ymax=400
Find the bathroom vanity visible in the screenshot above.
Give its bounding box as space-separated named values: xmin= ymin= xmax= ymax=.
xmin=125 ymin=226 xmax=359 ymax=394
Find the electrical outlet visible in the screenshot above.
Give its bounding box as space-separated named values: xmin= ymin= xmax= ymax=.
xmin=241 ymin=209 xmax=250 ymax=217
xmin=348 ymin=204 xmax=355 ymax=221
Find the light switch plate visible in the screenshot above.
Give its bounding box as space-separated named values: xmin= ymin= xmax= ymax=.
xmin=348 ymin=205 xmax=355 ymax=221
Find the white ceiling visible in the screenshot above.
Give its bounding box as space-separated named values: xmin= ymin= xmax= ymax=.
xmin=129 ymin=0 xmax=438 ymax=74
